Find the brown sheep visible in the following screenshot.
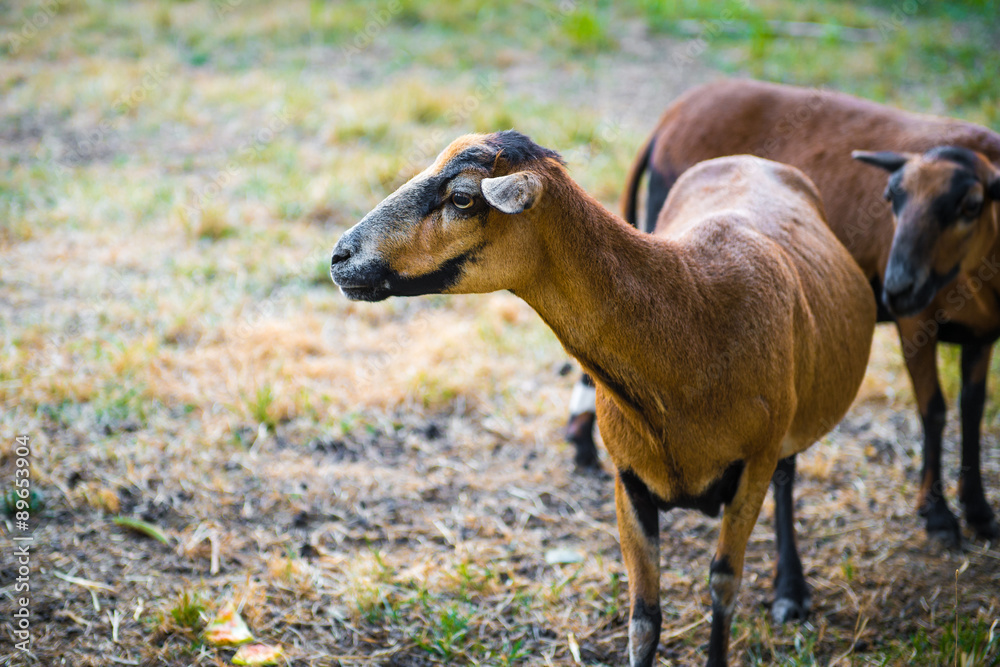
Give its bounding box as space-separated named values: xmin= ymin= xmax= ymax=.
xmin=330 ymin=130 xmax=875 ymax=666
xmin=567 ymin=79 xmax=1000 ymax=552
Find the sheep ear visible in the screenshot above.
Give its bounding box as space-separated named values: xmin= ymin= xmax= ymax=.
xmin=481 ymin=171 xmax=543 ymax=214
xmin=851 ymin=150 xmax=911 ymax=173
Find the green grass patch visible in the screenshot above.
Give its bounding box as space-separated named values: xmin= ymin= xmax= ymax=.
xmin=170 ymin=589 xmax=207 ymax=632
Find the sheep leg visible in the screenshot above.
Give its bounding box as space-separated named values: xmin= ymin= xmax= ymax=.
xmin=960 ymin=342 xmax=999 ymax=539
xmin=707 ymin=457 xmax=773 ymax=667
xmin=770 ymin=455 xmax=810 ymax=623
xmin=897 ymin=320 xmax=960 ymax=548
xmin=565 ymin=373 xmax=600 ymax=469
xmin=615 ymin=470 xmax=661 ymax=667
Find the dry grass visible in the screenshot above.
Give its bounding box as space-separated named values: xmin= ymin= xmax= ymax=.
xmin=2 ymin=1 xmax=1000 ymax=665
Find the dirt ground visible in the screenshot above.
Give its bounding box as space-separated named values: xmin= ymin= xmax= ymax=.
xmin=4 ymin=327 xmax=1000 ymax=666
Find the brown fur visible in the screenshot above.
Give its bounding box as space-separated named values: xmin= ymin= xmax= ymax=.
xmin=624 ymin=79 xmax=1000 ymax=544
xmin=629 ymin=79 xmax=1000 ymax=301
xmin=332 ymin=135 xmax=876 ymax=666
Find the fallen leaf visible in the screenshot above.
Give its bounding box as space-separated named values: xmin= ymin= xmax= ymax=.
xmin=545 ymin=548 xmax=583 ymax=565
xmin=232 ymin=643 xmax=283 ymax=666
xmin=113 ymin=516 xmax=169 ymax=544
xmin=204 ymin=602 xmax=253 ymax=647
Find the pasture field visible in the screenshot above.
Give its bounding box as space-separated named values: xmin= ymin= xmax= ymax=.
xmin=2 ymin=1 xmax=1000 ymax=664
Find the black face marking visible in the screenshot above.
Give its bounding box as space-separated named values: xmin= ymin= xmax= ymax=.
xmin=437 ymin=154 xmax=491 ymax=182
xmin=416 ymin=132 xmax=561 ymax=221
xmin=412 ymin=176 xmax=448 ymax=218
xmin=618 ymin=469 xmax=660 ymax=539
xmin=883 ymin=263 xmax=960 ymax=318
xmin=391 ymin=249 xmax=478 ymax=296
xmin=337 ymin=249 xmax=479 ymax=302
xmin=932 ymin=170 xmax=978 ymax=228
xmin=484 ymin=130 xmax=565 ymax=167
xmin=409 ymin=165 xmax=493 ymax=223
xmin=885 ymin=147 xmax=987 ymax=224
xmin=885 ymin=171 xmax=908 ymax=215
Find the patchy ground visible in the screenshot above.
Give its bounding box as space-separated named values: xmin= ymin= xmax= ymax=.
xmin=2 ymin=1 xmax=1000 ymax=665
xmin=7 ymin=325 xmax=1000 ymax=666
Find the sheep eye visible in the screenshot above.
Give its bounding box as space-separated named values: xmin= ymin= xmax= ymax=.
xmin=960 ymin=195 xmax=983 ymax=219
xmin=451 ymin=193 xmax=474 ymax=209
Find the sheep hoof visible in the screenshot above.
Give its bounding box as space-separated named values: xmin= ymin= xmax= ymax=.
xmin=963 ymin=500 xmax=998 ymax=541
xmin=970 ymin=517 xmax=999 ymax=542
xmin=771 ymin=596 xmax=810 ymax=624
xmin=927 ymin=528 xmax=963 ymax=551
xmin=924 ymin=509 xmax=963 ymax=551
xmin=573 ymin=449 xmax=601 ymax=471
xmin=922 ymin=495 xmax=963 ymax=550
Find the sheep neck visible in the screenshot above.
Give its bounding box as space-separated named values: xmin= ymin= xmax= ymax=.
xmin=513 ymin=173 xmax=697 ymax=420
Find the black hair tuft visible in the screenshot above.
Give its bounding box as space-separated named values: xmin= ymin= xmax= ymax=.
xmin=485 ymin=130 xmax=565 ymax=167
xmin=926 ymin=145 xmax=981 ymax=172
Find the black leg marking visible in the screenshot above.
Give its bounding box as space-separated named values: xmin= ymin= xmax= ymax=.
xmin=708 ymin=555 xmax=735 ymax=667
xmin=619 ymin=469 xmax=660 ymax=539
xmin=616 ymin=470 xmax=662 ymax=667
xmin=660 ymin=460 xmax=745 ymax=517
xmin=960 ymin=344 xmax=998 ymax=539
xmin=919 ymin=388 xmax=961 ymax=547
xmin=707 ymin=609 xmax=731 ymax=667
xmin=709 ymin=555 xmax=733 ymax=577
xmin=565 ymin=373 xmax=600 ymax=471
xmin=565 ymin=413 xmax=599 ymax=469
xmin=771 ymin=455 xmax=810 ymax=623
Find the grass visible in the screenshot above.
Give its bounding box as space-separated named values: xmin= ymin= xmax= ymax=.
xmin=2 ymin=0 xmax=999 ymax=665
xmin=169 ymin=589 xmax=207 ymax=633
xmin=247 ymin=383 xmax=278 ymax=431
xmin=624 ymin=0 xmax=1000 ymax=126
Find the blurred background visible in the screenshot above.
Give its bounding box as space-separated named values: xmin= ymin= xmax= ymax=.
xmin=2 ymin=1 xmax=999 ymax=665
